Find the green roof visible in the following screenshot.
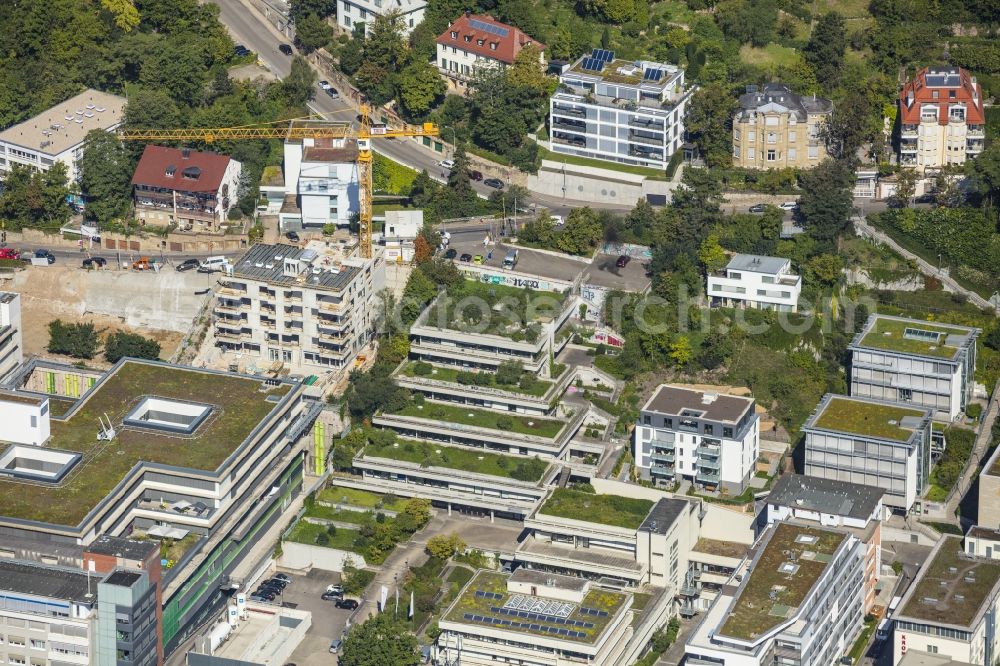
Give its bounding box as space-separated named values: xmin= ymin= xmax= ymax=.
xmin=720 ymin=523 xmax=846 ymax=640
xmin=538 ymin=488 xmax=654 ymax=529
xmin=858 ymin=316 xmax=974 ymax=359
xmin=0 ymin=361 xmax=292 ymax=527
xmin=444 ymin=571 xmax=628 ymax=644
xmin=362 ymin=439 xmax=549 ymax=481
xmin=390 ymin=401 xmax=566 ymax=439
xmin=901 ymin=535 xmax=1000 ymax=626
xmin=811 ymin=396 xmax=927 ymax=442
xmin=399 ymin=361 xmax=554 ymax=397
xmin=422 ymin=279 xmax=570 ymax=339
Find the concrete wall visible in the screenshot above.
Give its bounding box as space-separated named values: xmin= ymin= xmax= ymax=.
xmin=980 ymin=472 xmax=1000 ymax=530
xmin=699 ymin=503 xmax=755 ymax=544
xmin=277 ymin=541 xmax=366 ymax=571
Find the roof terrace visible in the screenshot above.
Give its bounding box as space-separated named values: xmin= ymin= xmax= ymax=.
xmin=854 ymin=315 xmax=977 ymax=360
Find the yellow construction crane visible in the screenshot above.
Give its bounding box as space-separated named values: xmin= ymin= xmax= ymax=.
xmin=118 ymin=106 xmax=439 ymax=258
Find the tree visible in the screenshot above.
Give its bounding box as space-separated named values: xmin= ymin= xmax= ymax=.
xmin=805 ymin=12 xmax=846 ymax=89
xmin=0 ymin=163 xmax=72 ymax=231
xmin=47 ymin=320 xmax=101 ymax=359
xmin=290 ymin=0 xmax=336 ymax=21
xmin=397 ymin=59 xmax=446 ymax=120
xmin=365 ymin=11 xmax=408 ymax=70
xmin=104 ymin=330 xmax=161 ymax=363
xmin=797 ymin=159 xmax=855 ymax=251
xmin=507 ymin=45 xmax=549 ymax=95
xmin=401 ymin=498 xmax=431 ymax=528
xmin=698 ymin=234 xmax=728 ymax=274
xmin=412 ymin=234 xmax=433 ymax=264
xmin=295 ymin=13 xmax=333 ymax=52
xmin=803 ymin=253 xmax=844 ymax=287
xmin=280 ymin=56 xmax=316 ymax=107
xmin=346 ymin=372 xmax=410 ymax=419
xmin=685 ymin=85 xmax=738 ymax=168
xmin=79 ymin=130 xmax=136 ymax=223
xmin=715 ymin=0 xmax=777 ymax=46
xmin=557 ymin=207 xmax=602 ymax=255
xmin=670 ymin=336 xmax=693 ymax=367
xmin=425 ymin=533 xmax=466 ymax=559
xmin=822 ymin=91 xmax=872 ymax=162
xmin=123 ymin=88 xmax=183 ymax=131
xmin=495 ymin=360 xmax=524 ymax=385
xmin=967 ymin=142 xmax=1000 ymax=212
xmin=340 ymin=614 xmax=419 ymax=666
xmin=100 ymin=0 xmax=140 ymax=31
xmin=889 ymin=168 xmax=918 ymax=208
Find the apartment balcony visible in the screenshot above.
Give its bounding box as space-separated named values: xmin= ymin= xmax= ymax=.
xmin=283 ymin=293 xmax=303 ymax=303
xmin=968 ymin=126 xmax=985 ymax=137
xmin=650 ymin=433 xmax=675 ymax=449
xmin=967 ymin=140 xmax=984 ymax=154
xmin=551 ymin=133 xmax=587 ymax=148
xmin=217 ymin=284 xmax=246 ymax=297
xmin=260 ymin=320 xmax=276 ymax=330
xmin=214 ymin=301 xmax=240 ymax=314
xmin=628 ymin=132 xmax=664 ymax=147
xmin=900 ymin=155 xmax=918 ymax=166
xmin=697 ymin=441 xmax=721 ymax=456
xmin=552 ymin=119 xmax=587 ymax=132
xmin=651 ymin=452 xmax=675 ymax=464
xmin=317 ymin=299 xmax=348 ymax=313
xmin=629 ymin=117 xmax=664 ymax=131
xmin=650 ymin=464 xmax=674 ymax=477
xmin=215 ymin=329 xmax=251 ymax=342
xmin=697 ymin=457 xmax=721 ymax=471
xmin=552 ymin=104 xmax=587 ymax=118
xmin=901 ymin=125 xmax=918 ymax=138
xmin=696 ymin=469 xmax=720 ymax=485
xmin=629 ymin=148 xmax=664 ymax=161
xmin=260 ymin=303 xmax=277 ymax=315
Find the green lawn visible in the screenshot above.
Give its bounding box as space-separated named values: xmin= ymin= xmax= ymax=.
xmin=739 ymin=43 xmax=800 ymax=69
xmin=447 ymin=567 xmax=475 ymax=586
xmin=537 ymin=145 xmax=666 ymax=179
xmin=813 ymin=396 xmax=927 ymax=441
xmin=364 ymin=439 xmax=549 ymax=481
xmin=848 ymin=618 xmax=877 ymax=663
xmin=287 ymin=521 xmax=364 ymax=552
xmin=393 ymin=401 xmax=566 ymax=439
xmin=318 ymin=486 xmax=411 ymax=512
xmin=401 ymin=361 xmax=553 ymax=397
xmin=305 ymin=504 xmax=375 ymax=524
xmin=539 ymin=488 xmax=654 ymax=529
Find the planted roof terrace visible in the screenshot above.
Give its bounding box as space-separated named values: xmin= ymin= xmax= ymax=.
xmin=807 ymin=395 xmax=929 ymax=442
xmin=855 ymin=315 xmax=977 ymax=360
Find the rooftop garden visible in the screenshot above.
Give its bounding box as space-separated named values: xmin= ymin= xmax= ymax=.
xmin=0 ymin=361 xmax=291 ymax=526
xmin=901 ymin=536 xmax=1000 ymax=626
xmin=421 ymin=279 xmax=569 ymax=340
xmin=692 ymin=538 xmax=749 ymax=560
xmin=318 ymin=486 xmax=411 ymax=512
xmin=363 ymin=439 xmax=549 ymax=482
xmin=390 ymin=400 xmax=566 ymax=439
xmin=538 ymin=488 xmax=654 ymax=529
xmin=720 ymin=524 xmax=846 ymax=640
xmin=812 ymin=397 xmax=927 ymax=441
xmin=402 ymin=360 xmax=554 ymax=397
xmin=444 ymin=571 xmax=627 ymax=644
xmin=859 ymin=317 xmax=972 ymax=359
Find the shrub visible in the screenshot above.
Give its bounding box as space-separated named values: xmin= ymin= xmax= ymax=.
xmin=495 ymin=416 xmax=514 ymax=431
xmin=47 ymin=320 xmax=101 ymax=359
xmin=104 ymin=330 xmax=161 ymax=363
xmin=412 ymin=361 xmax=434 ymax=376
xmin=315 ymin=531 xmax=330 ymax=546
xmin=967 ymin=403 xmax=983 ymax=420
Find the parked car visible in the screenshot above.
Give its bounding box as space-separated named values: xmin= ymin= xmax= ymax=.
xmin=321 ymin=591 xmax=343 ymax=601
xmin=748 ymin=203 xmax=769 ymax=213
xmin=437 ymin=159 xmax=455 ymax=171
xmin=278 ymin=44 xmax=293 ymax=56
xmin=265 ymin=578 xmax=288 ymax=590
xmin=252 ymin=590 xmax=276 ymax=601
xmin=469 ymin=170 xmax=484 ymax=181
xmin=273 ymin=573 xmax=292 ymax=584
xmin=176 ymin=258 xmax=200 ymax=272
xmin=82 ymin=257 xmax=107 ymax=269
xmin=444 ymin=248 xmax=457 ymax=259
xmin=914 ymin=193 xmax=936 ymax=204
xmin=329 ymin=639 xmax=342 ymax=654
xmin=249 ymin=594 xmax=273 ymax=603
xmin=325 ymin=584 xmax=344 ymax=595
xmin=473 ymin=254 xmax=484 ymax=264
xmin=258 ymin=582 xmax=283 ymax=593
xmin=335 ymin=598 xmax=359 ymax=610
xmin=459 ymin=253 xmax=473 ymax=262
xmin=550 ymin=215 xmax=564 ymax=226
xmin=318 ymin=80 xmax=332 ymax=90
xmin=234 ymin=44 xmax=251 ymax=57
xmin=34 ymin=249 xmax=56 ymax=264
xmin=779 ymin=201 xmax=799 ymax=211
xmin=483 ymin=178 xmax=505 ymax=189
xmin=285 ymin=231 xmax=301 ymax=243
xmin=616 ymin=255 xmax=630 ymax=268
xmin=325 ymin=87 xmax=339 ymax=99
xmin=0 ymin=248 xmax=20 ymax=260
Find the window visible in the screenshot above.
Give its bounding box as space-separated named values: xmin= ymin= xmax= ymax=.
xmin=29 ymin=640 xmax=44 ymax=650
xmin=765 ymin=115 xmax=779 ymax=126
xmin=788 ymin=131 xmax=796 ymax=142
xmin=734 ymin=129 xmax=741 ymax=141
xmin=788 ymin=147 xmax=796 ymax=161
xmin=477 ymin=39 xmax=483 ymax=45
xmin=704 ymin=424 xmax=714 ymax=435
xmin=359 ymin=8 xmax=366 ymax=17
xmin=464 ymin=35 xmax=471 ymax=42
xmin=344 ymin=15 xmax=351 ymax=25
xmin=268 ymin=348 xmax=280 ymax=362
xmin=762 ymin=276 xmax=774 ymax=284
xmin=450 ymin=31 xmax=457 ymax=38
xmin=767 ymin=149 xmax=776 ymax=161
xmin=282 ymin=349 xmax=293 ymax=362
xmin=729 ymin=272 xmax=742 ymax=280
xmin=30 ymin=415 xmax=37 ymax=428
xmin=733 ymin=146 xmax=740 ymax=158
xmin=927 ymin=645 xmax=939 ymax=654
xmin=723 ymin=427 xmax=733 ymax=438
xmin=643 ymin=415 xmax=651 ymax=425
xmin=490 ymin=42 xmax=497 ymax=50
xmin=747 ymin=131 xmax=756 ymax=142
xmin=767 ymin=132 xmax=777 ymax=144
xmin=808 ymin=145 xmax=819 ymax=158
xmin=748 ymin=148 xmax=755 ymax=160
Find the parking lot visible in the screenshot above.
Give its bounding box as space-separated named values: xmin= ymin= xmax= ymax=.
xmin=583 ymin=253 xmax=652 ymax=292
xmin=445 ymin=237 xmax=589 ymax=286
xmin=274 ymin=568 xmax=367 ymax=664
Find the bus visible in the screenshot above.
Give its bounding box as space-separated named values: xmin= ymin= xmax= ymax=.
xmin=503 ymin=249 xmax=519 ymax=270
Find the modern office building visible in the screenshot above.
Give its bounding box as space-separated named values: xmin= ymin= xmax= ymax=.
xmin=214 ymin=242 xmax=384 ymax=378
xmin=95 ymin=569 xmax=160 ymax=666
xmin=849 ymin=314 xmax=980 ymax=422
xmin=706 ymin=254 xmax=802 ymax=313
xmin=132 ymin=145 xmax=242 ymax=234
xmin=0 ymin=89 xmax=126 ymax=182
xmin=766 ymin=474 xmax=885 ymax=612
xmin=0 ymin=358 xmax=313 ymax=654
xmin=436 ymin=14 xmax=544 ymax=90
xmin=336 ymin=0 xmax=426 ymax=35
xmin=548 ymin=49 xmax=693 ymax=169
xmin=732 ymin=83 xmax=832 ymax=169
xmin=892 ymin=534 xmax=1000 ymax=666
xmin=634 ymin=385 xmax=760 ymax=494
xmin=685 ymin=522 xmax=866 ymax=666
xmin=899 ymin=66 xmax=985 ymax=171
xmin=0 ymin=292 xmax=23 ymax=381
xmin=803 ymin=394 xmax=933 ymax=512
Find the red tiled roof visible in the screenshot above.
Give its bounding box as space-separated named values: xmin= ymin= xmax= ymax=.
xmin=899 ymin=66 xmax=984 ymax=126
xmin=131 ymin=145 xmax=233 ymax=193
xmin=435 ymin=14 xmax=545 ymax=66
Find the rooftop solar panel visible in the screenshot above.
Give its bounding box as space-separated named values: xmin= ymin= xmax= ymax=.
xmin=643 ymin=68 xmax=664 ymax=81
xmin=469 ymin=18 xmax=510 ymax=38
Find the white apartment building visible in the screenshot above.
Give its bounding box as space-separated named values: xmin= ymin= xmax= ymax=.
xmin=803 ymin=394 xmax=933 ymax=512
xmin=382 ymin=209 xmax=423 ymax=263
xmin=634 ymin=385 xmax=760 ymax=494
xmin=435 ymin=14 xmax=544 ymax=90
xmin=893 ymin=534 xmax=1000 ymax=666
xmin=849 ymin=314 xmax=979 ymax=422
xmin=337 ymin=0 xmax=425 ymax=35
xmin=549 ymin=49 xmax=693 ymax=170
xmin=899 ymin=67 xmax=985 ymax=171
xmin=278 ymin=124 xmax=361 ymax=230
xmin=0 ymin=560 xmax=96 ymax=666
xmin=0 ymin=292 xmax=23 ymax=381
xmin=706 ymin=254 xmax=802 ymax=313
xmin=686 ymin=522 xmax=866 ymax=666
xmin=214 ymin=242 xmax=384 ymax=376
xmin=0 ymin=89 xmax=126 ymax=183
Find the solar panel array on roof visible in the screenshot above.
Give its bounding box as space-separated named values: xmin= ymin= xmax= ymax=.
xmin=469 ymin=18 xmax=509 ymax=37
xmin=925 ymin=72 xmax=960 ymax=87
xmin=643 ymin=68 xmax=664 ymax=82
xmin=461 ymin=613 xmax=589 ymax=638
xmin=581 ymin=57 xmax=605 ymax=72
xmin=592 ymin=49 xmax=615 ymax=62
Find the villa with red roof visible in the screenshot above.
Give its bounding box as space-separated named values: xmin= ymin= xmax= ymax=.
xmin=132 ymin=145 xmax=242 ymax=234
xmin=898 ymin=66 xmax=985 ymax=171
xmin=435 ymin=13 xmax=545 ymax=91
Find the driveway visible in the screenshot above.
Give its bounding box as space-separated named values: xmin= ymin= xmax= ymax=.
xmin=281 ymin=569 xmax=358 ymax=665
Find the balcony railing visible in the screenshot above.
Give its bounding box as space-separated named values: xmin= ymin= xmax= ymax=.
xmin=553 ymin=105 xmax=586 ymax=118
xmin=651 ymin=452 xmax=675 ymax=464
xmin=696 ymin=469 xmax=720 ymax=484
xmin=650 ymin=464 xmax=674 ymax=476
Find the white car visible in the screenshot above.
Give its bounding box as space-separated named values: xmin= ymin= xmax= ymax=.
xmin=550 ymin=215 xmax=564 ymax=226
xmin=318 ymin=80 xmax=332 ymax=90
xmin=437 ymin=159 xmax=455 ymax=170
xmin=779 ymin=201 xmax=799 ymax=211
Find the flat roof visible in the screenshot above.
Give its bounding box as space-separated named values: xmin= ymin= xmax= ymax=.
xmin=852 ymin=315 xmax=978 ymax=360
xmin=539 ymin=488 xmax=655 ymax=530
xmin=0 ymin=389 xmax=46 ymax=406
xmin=85 ymin=534 xmax=158 ymax=561
xmin=719 ymin=523 xmax=846 ymax=640
xmin=564 ymin=53 xmax=681 ymax=89
xmin=899 ymin=535 xmax=1000 ymax=627
xmin=0 ymin=89 xmax=126 ymax=156
xmin=0 ymin=560 xmax=95 ymax=604
xmin=510 ymin=569 xmax=590 ymax=592
xmin=968 ymin=526 xmax=1000 ymax=541
xmin=232 ymin=242 xmax=363 ymax=293
xmin=443 ymin=571 xmax=628 ymax=645
xmin=0 ymin=360 xmax=293 ymax=527
xmin=103 ymin=570 xmax=143 ymax=588
xmin=692 ymin=538 xmax=749 ymax=560
xmin=639 ymin=497 xmax=689 ymax=535
xmin=769 ymin=474 xmax=884 ymax=521
xmin=642 ymin=385 xmax=754 ymax=424
xmin=726 ymin=254 xmax=790 ymax=275
xmin=806 ymin=394 xmax=930 ymax=443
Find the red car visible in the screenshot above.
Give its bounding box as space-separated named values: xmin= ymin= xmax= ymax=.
xmin=470 ymin=170 xmax=484 ymax=181
xmin=615 ymin=255 xmax=630 ymax=268
xmin=0 ymin=248 xmax=20 ymax=260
